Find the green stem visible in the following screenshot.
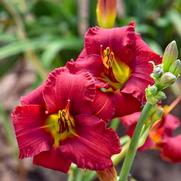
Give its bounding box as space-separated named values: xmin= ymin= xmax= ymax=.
xmin=118 ymin=102 xmax=152 ymax=181
xmin=112 ymin=140 xmax=130 ymax=166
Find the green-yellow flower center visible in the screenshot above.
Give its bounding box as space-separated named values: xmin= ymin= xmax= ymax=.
xmin=101 ymin=46 xmax=131 ymax=90
xmin=45 ymin=100 xmax=76 ymax=147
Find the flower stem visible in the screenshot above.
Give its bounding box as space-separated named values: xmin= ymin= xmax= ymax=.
xmin=118 ymin=102 xmax=152 ymax=181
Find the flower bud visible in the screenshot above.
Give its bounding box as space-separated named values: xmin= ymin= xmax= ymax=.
xmin=146 ymin=87 xmax=166 ymax=104
xmin=96 ymin=0 xmax=116 ymax=28
xmin=146 ymin=86 xmax=158 ymax=105
xmin=163 ymin=41 xmax=178 ymax=72
xmin=155 ymin=91 xmax=167 ymax=101
xmin=97 ymin=167 xmax=117 ymax=181
xmin=160 ymin=72 xmax=176 ymax=88
xmin=148 ymin=85 xmax=158 ymax=95
xmin=152 ymin=66 xmax=163 ymax=79
xmin=169 ymin=59 xmax=181 ymax=77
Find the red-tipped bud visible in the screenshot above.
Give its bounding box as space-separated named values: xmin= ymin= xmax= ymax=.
xmin=97 ymin=166 xmax=117 ymax=181
xmin=96 ymin=0 xmax=117 ymax=28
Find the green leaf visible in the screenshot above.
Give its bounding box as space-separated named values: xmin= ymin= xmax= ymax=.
xmin=0 ymin=38 xmax=48 ymax=60
xmin=41 ymin=37 xmax=82 ymax=67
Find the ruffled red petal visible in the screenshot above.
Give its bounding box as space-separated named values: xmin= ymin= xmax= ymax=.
xmin=67 ymin=54 xmax=104 ymax=77
xmin=113 ymin=93 xmax=141 ymax=117
xmin=43 ymin=68 xmax=96 ymax=113
xmin=84 ymin=25 xmax=135 ymax=65
xmin=33 ymin=149 xmax=71 ymax=172
xmin=133 ymin=32 xmax=161 ymax=65
xmin=122 ymin=50 xmax=161 ymax=101
xmin=161 ymin=114 xmax=180 ymax=137
xmin=60 ymin=114 xmax=120 ymax=170
xmin=121 ymin=76 xmax=152 ymax=102
xmin=66 ymin=55 xmax=108 ymax=89
xmin=11 ymin=105 xmax=51 ymax=159
xmin=21 ymin=85 xmax=45 ymax=106
xmin=160 ymin=136 xmax=181 ymax=163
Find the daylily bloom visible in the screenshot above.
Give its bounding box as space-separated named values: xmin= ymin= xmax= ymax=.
xmin=12 ymin=67 xmax=121 ymax=172
xmin=121 ymin=108 xmax=181 ymax=163
xmin=67 ymin=22 xmax=162 ymax=117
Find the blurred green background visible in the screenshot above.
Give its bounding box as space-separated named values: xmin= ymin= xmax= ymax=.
xmin=0 ymin=0 xmax=180 ymax=181
xmin=0 ymin=0 xmax=181 ymax=78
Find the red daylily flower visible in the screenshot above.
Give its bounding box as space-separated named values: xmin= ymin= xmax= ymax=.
xmin=121 ymin=112 xmax=181 ymax=163
xmin=67 ymin=22 xmax=161 ymax=117
xmin=12 ymin=67 xmax=121 ymax=172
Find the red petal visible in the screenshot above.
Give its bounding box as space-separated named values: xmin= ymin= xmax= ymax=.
xmin=134 ymin=34 xmax=161 ymax=65
xmin=11 ymin=105 xmax=51 ymax=159
xmin=121 ymin=112 xmax=156 ymax=150
xmin=67 ymin=54 xmax=104 ymax=77
xmin=160 ymin=136 xmax=181 ymax=163
xmin=84 ymin=25 xmax=135 ymax=65
xmin=67 ymin=56 xmax=108 ymax=89
xmin=77 ymin=48 xmax=88 ymax=59
xmin=122 ymin=51 xmax=161 ymax=102
xmin=121 ymin=76 xmax=151 ymax=102
xmin=60 ymin=114 xmax=120 ymax=170
xmin=42 ymin=68 xmax=66 ymax=113
xmin=33 ymin=149 xmax=71 ymax=172
xmin=113 ymin=92 xmax=141 ymax=117
xmin=139 ymin=137 xmax=156 ymax=151
xmin=43 ymin=68 xmax=96 ymax=113
xmin=121 ymin=112 xmax=140 ymax=129
xmin=161 ymin=114 xmax=180 ymax=137
xmin=21 ymin=85 xmax=45 ymax=106
xmin=91 ymin=91 xmax=115 ymax=121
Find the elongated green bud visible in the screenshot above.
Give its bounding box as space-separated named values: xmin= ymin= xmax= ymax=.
xmin=169 ymin=59 xmax=181 ymax=77
xmin=160 ymin=72 xmax=176 ymax=88
xmin=163 ymin=41 xmax=178 ymax=72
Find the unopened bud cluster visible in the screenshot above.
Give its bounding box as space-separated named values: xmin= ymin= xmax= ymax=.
xmin=146 ymin=41 xmax=180 ymax=104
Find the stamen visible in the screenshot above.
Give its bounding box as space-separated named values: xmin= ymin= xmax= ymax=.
xmin=101 ymin=46 xmax=114 ymax=69
xmin=45 ymin=99 xmax=76 ymax=146
xmin=65 ymin=99 xmax=71 ymax=112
